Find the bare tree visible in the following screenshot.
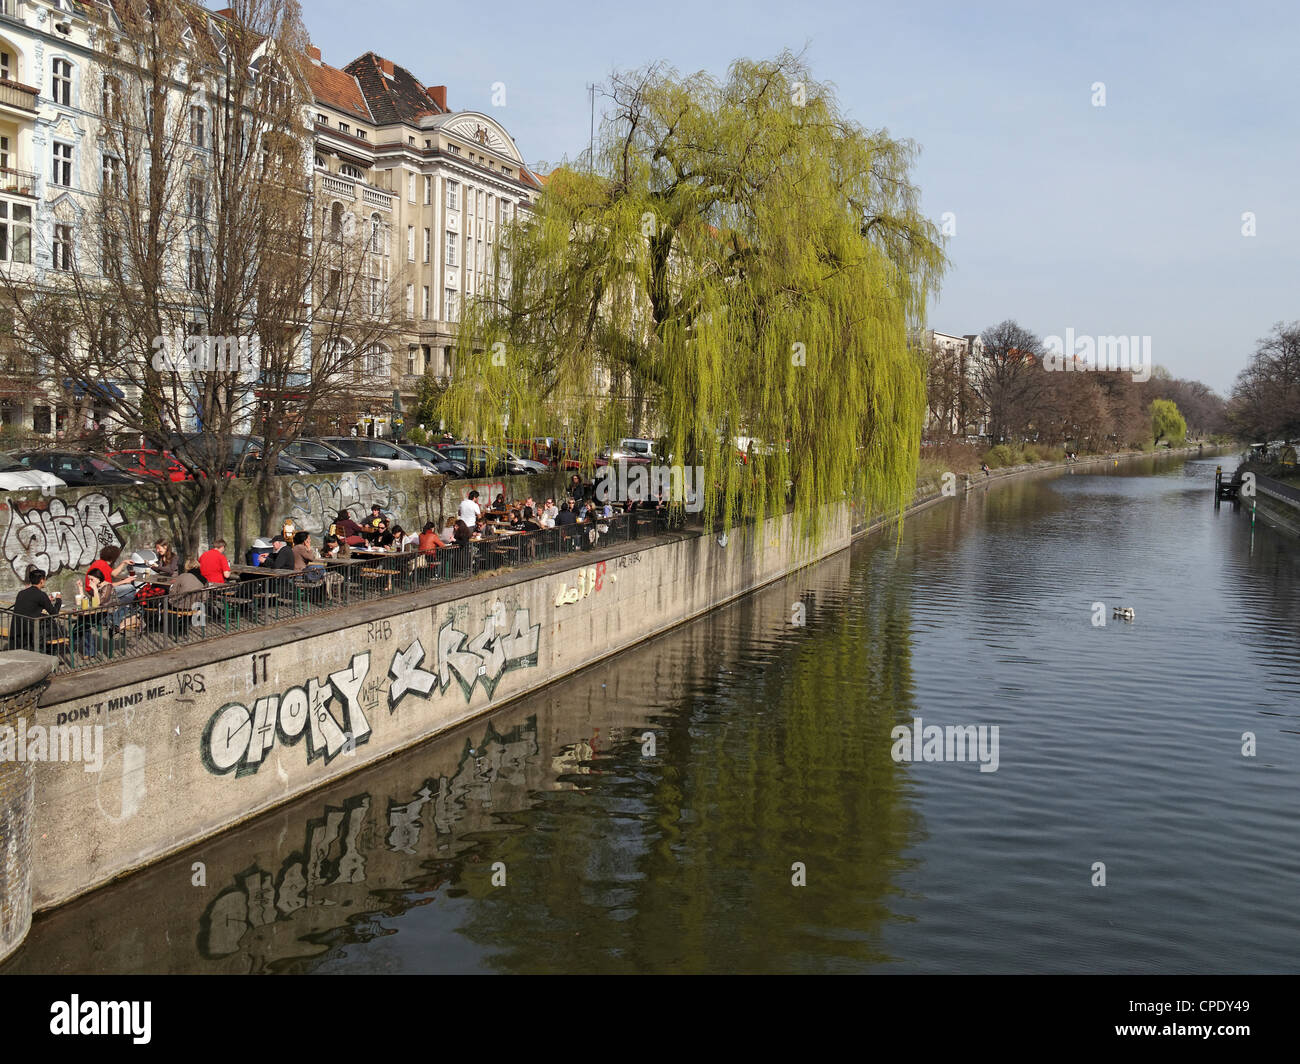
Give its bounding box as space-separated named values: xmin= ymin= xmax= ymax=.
xmin=1229 ymin=322 xmax=1300 ymax=442
xmin=972 ymin=320 xmax=1044 ymax=443
xmin=0 ymin=0 xmax=396 ymax=556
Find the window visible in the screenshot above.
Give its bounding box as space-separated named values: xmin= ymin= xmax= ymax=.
xmin=423 ymin=227 xmax=430 ymax=262
xmin=369 ymin=213 xmax=382 ymax=254
xmin=0 ymin=135 xmax=7 ymax=170
xmin=187 ymin=247 xmax=203 ymax=291
xmin=407 ymin=172 xmax=416 ymax=202
xmin=445 ymin=231 xmax=457 ymax=266
xmin=330 ymin=201 xmax=344 ymax=242
xmin=102 ymin=75 xmax=121 ymax=119
xmin=187 ymin=177 xmax=206 ymax=220
xmin=190 ymin=106 xmax=206 ymax=147
xmin=368 ymin=276 xmax=381 ymax=315
xmin=0 ymin=202 xmax=32 ymax=263
xmin=405 ymin=283 xmax=414 ymax=317
xmin=407 ymin=346 xmax=417 ymax=375
xmin=52 ymin=58 xmax=71 ymax=106
xmin=357 ymin=129 xmax=367 ymax=140
xmin=423 ymin=175 xmax=432 ymax=204
xmin=408 ymin=136 xmax=415 ymax=146
xmin=0 ymin=51 xmax=10 ymax=82
xmin=421 ymin=285 xmax=430 ymax=319
xmin=324 ymin=268 xmax=341 ymax=307
xmin=52 ymin=223 xmax=72 ymax=271
xmin=315 ymin=154 xmax=325 ymax=168
xmin=338 ymin=121 xmax=350 ymax=134
xmin=101 ymin=154 xmax=122 ymax=195
xmin=446 ymin=180 xmax=458 ymax=210
xmin=406 ymin=225 xmax=414 ymax=261
xmin=101 ymin=230 xmax=120 ymax=275
xmin=316 ymin=112 xmax=328 ymax=125
xmin=340 ymin=163 xmax=363 ymax=179
xmin=425 ymin=140 xmax=431 ymax=149
xmin=445 ymin=288 xmax=458 ymax=322
xmin=447 ymin=143 xmax=460 ymax=155
xmin=52 ymin=141 xmax=72 ymax=187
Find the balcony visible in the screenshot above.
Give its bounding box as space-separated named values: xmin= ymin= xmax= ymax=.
xmin=0 ymin=165 xmax=36 ymax=197
xmin=0 ymin=77 xmax=38 ymax=117
xmin=362 ymin=186 xmax=393 ymax=211
xmin=319 ymin=174 xmax=356 ymax=198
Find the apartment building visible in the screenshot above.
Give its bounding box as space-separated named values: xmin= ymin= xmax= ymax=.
xmin=307 ymin=48 xmax=541 ymax=430
xmin=0 ymin=0 xmax=103 ymax=436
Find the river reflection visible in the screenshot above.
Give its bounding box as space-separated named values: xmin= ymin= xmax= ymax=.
xmin=7 ymin=452 xmax=1300 ymax=973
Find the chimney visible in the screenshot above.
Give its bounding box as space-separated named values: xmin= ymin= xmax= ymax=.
xmin=379 ymin=57 xmax=395 ymax=76
xmin=427 ymin=85 xmax=447 ymax=111
xmin=214 ymin=7 xmax=234 ymax=16
xmin=307 ymin=45 xmax=322 ymax=62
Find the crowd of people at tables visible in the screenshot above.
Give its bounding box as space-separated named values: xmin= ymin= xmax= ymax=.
xmin=7 ymin=477 xmax=666 ymax=650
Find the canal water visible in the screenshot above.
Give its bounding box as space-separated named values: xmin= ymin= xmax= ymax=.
xmin=7 ymin=453 xmax=1299 ymax=973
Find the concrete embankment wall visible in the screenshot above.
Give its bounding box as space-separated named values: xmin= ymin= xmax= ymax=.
xmin=0 ymin=469 xmax=559 ymax=598
xmin=25 ymin=504 xmax=851 ymax=912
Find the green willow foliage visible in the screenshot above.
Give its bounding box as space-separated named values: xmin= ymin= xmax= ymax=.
xmin=440 ymin=52 xmax=946 ymax=535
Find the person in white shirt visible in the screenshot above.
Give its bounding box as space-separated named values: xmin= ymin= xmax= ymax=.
xmin=458 ymin=490 xmax=482 ymax=527
xmin=541 ymin=498 xmax=558 ymax=527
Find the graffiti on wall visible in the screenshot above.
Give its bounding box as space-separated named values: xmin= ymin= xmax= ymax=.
xmin=389 ymin=606 xmax=541 ymax=709
xmin=285 ymin=472 xmax=409 ymax=533
xmin=201 ymin=653 xmax=374 ymax=776
xmin=2 ymin=493 xmax=126 ymax=580
xmin=201 ymin=606 xmax=541 ymax=776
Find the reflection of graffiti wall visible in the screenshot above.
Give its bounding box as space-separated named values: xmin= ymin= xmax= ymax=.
xmin=2 ymin=494 xmax=126 ymax=580
xmin=285 ymin=472 xmax=410 ymax=534
xmin=196 ymin=718 xmax=538 ymax=960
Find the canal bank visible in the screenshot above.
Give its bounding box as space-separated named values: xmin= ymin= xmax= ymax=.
xmin=0 ymin=442 xmax=1216 ymax=958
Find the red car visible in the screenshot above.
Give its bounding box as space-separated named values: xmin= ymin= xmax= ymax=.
xmin=106 ymin=449 xmax=193 ymax=482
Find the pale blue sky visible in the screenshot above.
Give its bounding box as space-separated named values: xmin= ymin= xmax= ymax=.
xmin=305 ymin=0 xmax=1298 ymax=393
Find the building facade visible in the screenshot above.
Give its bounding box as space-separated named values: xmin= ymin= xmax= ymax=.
xmin=307 ymin=48 xmax=541 ymax=435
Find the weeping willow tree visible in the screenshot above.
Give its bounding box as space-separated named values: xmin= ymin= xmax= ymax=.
xmin=440 ymin=51 xmax=946 ymax=535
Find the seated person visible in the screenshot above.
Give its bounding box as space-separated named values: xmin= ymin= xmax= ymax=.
xmin=292 ymin=531 xmax=323 ymax=570
xmin=332 ymin=510 xmax=367 ymax=547
xmin=363 ymin=504 xmax=388 ymax=541
xmin=555 ymin=502 xmax=577 ymax=526
xmin=418 ymin=522 xmax=446 ymax=553
xmin=321 ymin=534 xmax=349 ymax=559
xmin=152 ymin=540 xmax=180 ymax=578
xmin=8 ymin=565 xmax=62 ymax=651
xmin=268 ymin=534 xmax=296 ymax=570
xmin=86 ymin=545 xmax=132 ymax=600
xmin=199 ymin=539 xmax=231 ymax=584
xmin=452 ymin=519 xmax=472 ymax=548
xmin=374 ymin=522 xmax=401 ymax=549
xmin=518 ymin=506 xmax=544 ymax=532
xmin=249 ymin=538 xmax=273 ymax=566
xmin=169 ymin=565 xmax=206 ymax=608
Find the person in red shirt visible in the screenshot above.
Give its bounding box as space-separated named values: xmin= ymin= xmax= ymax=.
xmin=84 ymin=545 xmax=128 ymax=596
xmin=198 ymin=539 xmax=231 ymax=584
xmin=418 ymin=521 xmax=446 ymax=554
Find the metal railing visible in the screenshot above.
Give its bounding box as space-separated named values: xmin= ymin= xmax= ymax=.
xmin=0 ymin=164 xmax=37 ymax=196
xmin=0 ymin=508 xmax=679 ymax=674
xmin=0 ymin=79 xmax=37 ymax=113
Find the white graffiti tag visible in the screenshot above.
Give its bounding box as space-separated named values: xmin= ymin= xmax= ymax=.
xmin=385 ymin=611 xmax=541 ymax=711
xmin=202 ymin=653 xmax=374 ymax=776
xmin=3 ymin=493 xmax=126 ymax=579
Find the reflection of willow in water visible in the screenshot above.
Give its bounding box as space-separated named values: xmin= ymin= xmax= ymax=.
xmin=455 ymin=546 xmax=923 ymax=972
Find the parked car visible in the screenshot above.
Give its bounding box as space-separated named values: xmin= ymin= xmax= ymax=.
xmin=619 ymin=438 xmax=662 ymax=462
xmin=400 ymin=443 xmax=469 ymax=477
xmin=9 ymin=450 xmax=145 ymax=487
xmin=0 ymin=454 xmax=66 ymax=493
xmin=106 ymin=448 xmax=194 ymax=482
xmin=320 ymin=437 xmax=428 ymax=473
xmin=254 ymin=437 xmax=386 ymax=474
xmin=229 ymin=450 xmax=317 ymax=477
xmin=430 ymin=441 xmax=526 ymax=477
